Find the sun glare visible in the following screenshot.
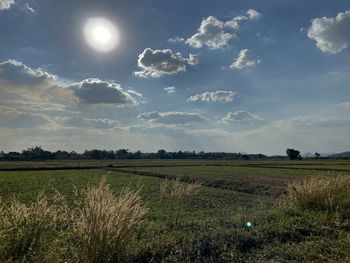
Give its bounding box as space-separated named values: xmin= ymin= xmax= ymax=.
xmin=84 ymin=17 xmax=119 ymax=52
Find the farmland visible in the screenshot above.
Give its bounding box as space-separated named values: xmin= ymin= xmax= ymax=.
xmin=1 ymin=159 xmax=350 ymax=262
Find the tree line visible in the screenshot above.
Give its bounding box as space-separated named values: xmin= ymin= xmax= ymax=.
xmin=0 ymin=146 xmax=271 ymax=161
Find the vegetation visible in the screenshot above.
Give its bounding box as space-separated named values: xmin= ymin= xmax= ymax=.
xmin=0 ymin=160 xmax=350 ymax=262
xmin=0 ymin=146 xmax=271 ymax=161
xmin=281 ymin=173 xmax=350 ymax=216
xmin=73 ymin=176 xmax=148 ymax=263
xmin=286 ymin=148 xmax=302 ymax=160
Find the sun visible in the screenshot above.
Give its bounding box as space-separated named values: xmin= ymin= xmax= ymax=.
xmin=84 ymin=17 xmax=119 ymax=52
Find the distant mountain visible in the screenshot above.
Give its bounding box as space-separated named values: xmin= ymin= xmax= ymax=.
xmin=302 ymin=152 xmax=336 ymax=158
xmin=327 ymin=151 xmax=350 ymax=158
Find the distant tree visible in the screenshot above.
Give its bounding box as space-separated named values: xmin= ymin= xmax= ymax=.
xmin=286 ymin=148 xmax=301 ymax=160
xmin=315 ymin=152 xmax=320 ymax=158
xmin=157 ymin=149 xmax=167 ymax=159
xmin=116 ymin=149 xmax=129 ymax=159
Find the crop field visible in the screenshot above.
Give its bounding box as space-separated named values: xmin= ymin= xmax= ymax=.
xmin=1 ymin=160 xmax=350 ymax=262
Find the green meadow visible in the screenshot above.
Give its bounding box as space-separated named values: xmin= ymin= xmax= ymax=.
xmin=1 ymin=160 xmax=350 ymax=262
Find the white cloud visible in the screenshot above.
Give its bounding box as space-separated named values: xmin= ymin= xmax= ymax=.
xmin=187 ymin=90 xmax=236 ymax=103
xmin=230 ymin=49 xmax=261 ymax=69
xmin=225 ymin=9 xmax=262 ymax=28
xmin=58 ymin=116 xmax=119 ymax=129
xmin=135 ymin=48 xmax=198 ymax=78
xmin=186 ymin=16 xmax=237 ymax=49
xmin=222 ymin=111 xmax=263 ymax=124
xmin=168 ymin=37 xmax=185 ymax=43
xmin=138 ymin=111 xmax=205 ymax=126
xmin=0 ymin=59 xmax=72 ymax=115
xmin=0 ymin=0 xmax=15 ymax=10
xmin=23 ymin=3 xmax=35 ymax=13
xmin=307 ymin=10 xmax=350 ymax=54
xmin=70 ymin=78 xmax=137 ymax=106
xmin=246 ymin=9 xmax=262 ymax=20
xmin=0 ymin=59 xmax=55 ymax=86
xmin=164 ymin=86 xmax=176 ymax=93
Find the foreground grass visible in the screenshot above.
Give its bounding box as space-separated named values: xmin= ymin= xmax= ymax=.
xmin=0 ymin=167 xmax=350 ymax=262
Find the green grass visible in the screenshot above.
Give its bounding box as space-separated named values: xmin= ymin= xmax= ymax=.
xmin=1 ymin=161 xmax=350 ymax=262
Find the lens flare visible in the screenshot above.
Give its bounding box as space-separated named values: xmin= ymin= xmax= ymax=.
xmin=84 ymin=17 xmax=119 ymax=52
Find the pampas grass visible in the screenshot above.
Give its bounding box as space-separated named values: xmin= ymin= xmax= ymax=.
xmin=73 ymin=176 xmax=148 ymax=263
xmin=0 ymin=190 xmax=68 ymax=261
xmin=280 ymin=174 xmax=350 ymax=215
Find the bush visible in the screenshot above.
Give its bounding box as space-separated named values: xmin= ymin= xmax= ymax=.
xmin=280 ymin=174 xmax=350 ymax=215
xmin=73 ymin=176 xmax=148 ymax=263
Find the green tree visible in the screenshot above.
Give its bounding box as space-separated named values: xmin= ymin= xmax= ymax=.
xmin=286 ymin=148 xmax=301 ymax=160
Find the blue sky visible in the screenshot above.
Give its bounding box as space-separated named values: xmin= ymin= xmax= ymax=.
xmin=0 ymin=0 xmax=350 ymax=154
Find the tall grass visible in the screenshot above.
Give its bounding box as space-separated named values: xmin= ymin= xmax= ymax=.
xmin=0 ymin=191 xmax=68 ymax=261
xmin=280 ymin=174 xmax=350 ymax=215
xmin=160 ymin=177 xmax=201 ymax=226
xmin=160 ymin=177 xmax=201 ymax=199
xmin=73 ymin=176 xmax=148 ymax=263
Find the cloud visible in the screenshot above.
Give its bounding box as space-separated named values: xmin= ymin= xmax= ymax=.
xmin=164 ymin=86 xmax=176 ymax=93
xmin=0 ymin=110 xmax=49 ymax=129
xmin=0 ymin=0 xmax=15 ymax=10
xmin=225 ymin=9 xmax=262 ymax=28
xmin=222 ymin=111 xmax=263 ymax=123
xmin=135 ymin=48 xmax=198 ymax=78
xmin=337 ymin=101 xmax=350 ymax=109
xmin=0 ymin=59 xmax=72 ymax=114
xmin=23 ymin=3 xmax=35 ymax=13
xmin=70 ymin=78 xmax=137 ymax=105
xmin=307 ymin=10 xmax=350 ymax=54
xmin=230 ymin=49 xmax=261 ymax=69
xmin=58 ymin=116 xmax=119 ymax=129
xmin=0 ymin=59 xmax=55 ymax=86
xmin=168 ymin=37 xmax=185 ymax=43
xmin=186 ymin=16 xmax=237 ymax=49
xmin=186 ymin=10 xmax=261 ymax=49
xmin=187 ymin=90 xmax=236 ymax=103
xmin=138 ymin=111 xmax=205 ymax=125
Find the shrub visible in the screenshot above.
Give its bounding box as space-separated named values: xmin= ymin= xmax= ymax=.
xmin=280 ymin=174 xmax=350 ymax=215
xmin=73 ymin=176 xmax=148 ymax=263
xmin=0 ymin=191 xmax=68 ymax=261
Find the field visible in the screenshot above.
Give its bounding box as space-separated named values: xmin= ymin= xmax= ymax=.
xmin=1 ymin=159 xmax=350 ymax=262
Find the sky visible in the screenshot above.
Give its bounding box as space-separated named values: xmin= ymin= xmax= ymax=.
xmin=0 ymin=0 xmax=350 ymax=155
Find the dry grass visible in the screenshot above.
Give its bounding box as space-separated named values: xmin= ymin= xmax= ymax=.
xmin=0 ymin=191 xmax=69 ymax=261
xmin=73 ymin=176 xmax=148 ymax=263
xmin=280 ymin=174 xmax=350 ymax=215
xmin=160 ymin=178 xmax=201 ymax=226
xmin=160 ymin=177 xmax=201 ymax=199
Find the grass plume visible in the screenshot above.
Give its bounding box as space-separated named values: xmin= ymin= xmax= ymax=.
xmin=73 ymin=176 xmax=148 ymax=263
xmin=280 ymin=173 xmax=350 ymax=215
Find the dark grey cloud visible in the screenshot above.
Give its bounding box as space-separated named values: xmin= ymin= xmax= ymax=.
xmin=187 ymin=90 xmax=236 ymax=103
xmin=138 ymin=111 xmax=205 ymax=125
xmin=230 ymin=49 xmax=261 ymax=69
xmin=308 ymin=10 xmax=350 ymax=54
xmin=222 ymin=111 xmax=263 ymax=123
xmin=135 ymin=48 xmax=198 ymax=77
xmin=70 ymin=78 xmax=138 ymax=105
